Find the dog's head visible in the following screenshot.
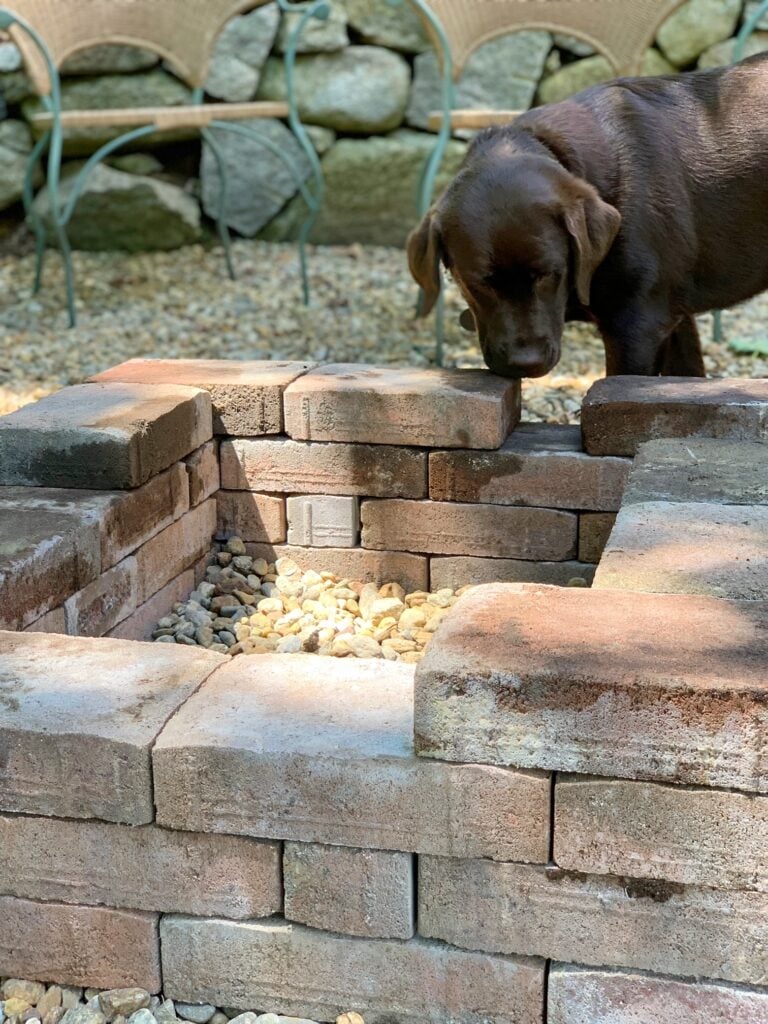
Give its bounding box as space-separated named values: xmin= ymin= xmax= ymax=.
xmin=408 ymin=143 xmax=621 ymax=379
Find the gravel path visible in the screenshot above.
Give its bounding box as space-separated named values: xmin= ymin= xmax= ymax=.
xmin=0 ymin=236 xmax=765 ymax=419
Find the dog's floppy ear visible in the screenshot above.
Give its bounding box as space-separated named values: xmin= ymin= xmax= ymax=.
xmin=407 ymin=207 xmax=442 ymax=317
xmin=565 ymin=189 xmax=621 ymax=306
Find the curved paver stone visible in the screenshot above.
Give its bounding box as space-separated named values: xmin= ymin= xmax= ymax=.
xmin=283 ymin=364 xmax=521 ymax=449
xmin=548 ymin=966 xmax=768 ymax=1023
xmin=153 ymin=653 xmax=550 ymax=861
xmin=414 ymin=583 xmax=768 ymax=792
xmin=160 ymin=916 xmax=544 ymax=1024
xmin=581 ymin=377 xmax=768 ymax=456
xmin=0 ymin=632 xmax=225 ymax=824
xmin=0 ymin=383 xmax=212 ymax=488
xmin=90 ymin=358 xmax=314 ymax=435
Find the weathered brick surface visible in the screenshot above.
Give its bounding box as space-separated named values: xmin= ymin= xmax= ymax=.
xmin=0 ymin=383 xmax=212 ymax=488
xmin=185 ymin=440 xmax=220 ymax=505
xmin=284 ymin=842 xmax=414 ymax=939
xmin=581 ymin=376 xmax=768 ymax=456
xmin=107 ymin=570 xmax=194 ymax=641
xmin=64 ymin=557 xmax=138 ymax=637
xmin=23 ymin=606 xmax=67 ymax=634
xmin=430 ymin=425 xmax=630 ymax=511
xmin=594 ymin=501 xmax=768 ymax=600
xmin=244 ymin=543 xmax=429 ymax=593
xmin=135 ymin=499 xmax=217 ymax=603
xmin=220 ymin=437 xmax=428 ymax=498
xmin=286 ymin=494 xmax=360 ymax=547
xmin=283 ymin=364 xmax=521 ymax=449
xmin=555 ymin=775 xmax=768 ymax=892
xmin=418 ymin=857 xmax=768 ymax=985
xmin=91 ymin=358 xmax=314 ymax=435
xmin=161 ymin=916 xmax=544 ymax=1024
xmin=548 ymin=966 xmax=768 ymax=1023
xmin=216 ymin=491 xmax=286 ymax=544
xmin=578 ymin=512 xmax=616 ymax=563
xmin=154 ymin=655 xmax=550 ymax=861
xmin=0 ymin=896 xmax=160 ymax=991
xmin=414 ymin=584 xmax=768 ymax=791
xmin=430 ymin=556 xmax=595 ymax=590
xmin=625 ymin=437 xmax=768 ymax=506
xmin=361 ymin=500 xmax=578 ymax=559
xmin=0 ymin=631 xmax=224 ymax=823
xmin=0 ymin=815 xmax=281 ymax=919
xmin=0 ymin=503 xmax=100 ymax=630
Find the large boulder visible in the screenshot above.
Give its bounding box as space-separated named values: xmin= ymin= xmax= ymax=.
xmin=32 ymin=163 xmax=201 ymax=251
xmin=262 ymin=128 xmax=467 ymax=246
xmin=538 ymin=49 xmax=675 ymax=104
xmin=22 ymin=70 xmax=193 ymax=156
xmin=257 ymin=45 xmax=410 ymax=133
xmin=407 ymin=32 xmax=552 ymax=131
xmin=277 ymin=1 xmax=349 ymax=53
xmin=1 ymin=69 xmax=34 ymax=105
xmin=339 ymin=0 xmax=430 ymax=53
xmin=698 ymin=32 xmax=768 ymax=68
xmin=657 ymin=0 xmax=742 ymax=67
xmin=60 ymin=44 xmax=159 ymax=75
xmin=0 ymin=120 xmax=39 ymax=212
xmin=201 ymin=118 xmax=312 ymax=236
xmin=205 ymin=5 xmax=280 ymax=102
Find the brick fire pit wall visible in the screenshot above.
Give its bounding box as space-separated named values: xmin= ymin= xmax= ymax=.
xmin=1 ymin=361 xmax=767 ymax=1023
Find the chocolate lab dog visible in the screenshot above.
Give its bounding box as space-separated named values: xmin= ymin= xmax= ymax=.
xmin=408 ymin=52 xmax=768 ymax=379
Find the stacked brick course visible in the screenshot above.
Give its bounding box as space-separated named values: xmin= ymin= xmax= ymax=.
xmin=1 ymin=363 xmax=768 ymax=1022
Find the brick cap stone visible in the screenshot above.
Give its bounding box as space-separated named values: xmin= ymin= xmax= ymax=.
xmin=283 ymin=363 xmax=521 ymax=449
xmin=414 ymin=583 xmax=768 ymax=790
xmin=581 ymin=376 xmax=768 ymax=456
xmin=625 ymin=437 xmax=768 ymax=505
xmin=0 ymin=383 xmax=212 ymax=488
xmin=0 ymin=631 xmax=225 ymax=823
xmin=90 ymin=359 xmax=315 ymax=436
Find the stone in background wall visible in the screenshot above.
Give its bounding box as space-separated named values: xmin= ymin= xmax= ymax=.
xmin=0 ymin=0 xmax=764 ymax=248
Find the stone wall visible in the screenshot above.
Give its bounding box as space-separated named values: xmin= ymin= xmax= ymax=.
xmin=1 ymin=0 xmax=767 ymax=248
xmin=1 ymin=361 xmax=768 ymax=1022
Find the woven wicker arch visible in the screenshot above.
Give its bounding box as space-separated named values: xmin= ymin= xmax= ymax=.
xmin=417 ymin=0 xmax=692 ymax=79
xmin=6 ymin=0 xmax=273 ymax=95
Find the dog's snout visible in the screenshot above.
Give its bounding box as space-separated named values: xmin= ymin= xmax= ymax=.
xmin=485 ymin=342 xmax=557 ymax=380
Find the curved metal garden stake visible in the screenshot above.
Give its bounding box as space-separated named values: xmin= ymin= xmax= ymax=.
xmin=388 ymin=0 xmax=455 ymax=366
xmin=21 ymin=128 xmax=51 ymax=294
xmin=276 ymin=0 xmax=329 ymax=305
xmin=0 ymin=7 xmax=76 ymax=325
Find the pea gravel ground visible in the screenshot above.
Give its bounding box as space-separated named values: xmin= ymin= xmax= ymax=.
xmin=0 ymin=236 xmax=765 ymax=418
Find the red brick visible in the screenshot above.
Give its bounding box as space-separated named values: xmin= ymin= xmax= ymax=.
xmin=185 ymin=440 xmax=220 ymax=506
xmin=160 ymin=916 xmax=544 ymax=1024
xmin=0 ymin=815 xmax=281 ymax=920
xmin=578 ymin=512 xmax=616 ymax=563
xmin=153 ymin=654 xmax=550 ymax=861
xmin=244 ymin=543 xmax=429 ymax=593
xmin=430 ymin=425 xmax=630 ymax=510
xmin=107 ymin=570 xmax=194 ymax=641
xmin=0 ymin=631 xmax=224 ymax=823
xmin=362 ymin=499 xmax=577 ymax=560
xmin=594 ymin=501 xmax=768 ymax=599
xmin=418 ymin=856 xmax=768 ymax=985
xmin=64 ymin=558 xmax=138 ymax=637
xmin=555 ymin=775 xmax=768 ymax=892
xmin=220 ymin=437 xmax=427 ymax=498
xmin=430 ymin=556 xmax=595 ymax=590
xmin=581 ymin=376 xmax=768 ymax=456
xmin=415 ymin=584 xmax=768 ymax=791
xmin=0 ymin=896 xmax=160 ymax=992
xmin=0 ymin=383 xmax=212 ymax=488
xmin=283 ymin=364 xmax=520 ymax=449
xmin=216 ymin=491 xmax=286 ymax=544
xmin=283 ymin=842 xmax=414 ymax=939
xmin=135 ymin=499 xmax=216 ymax=603
xmin=90 ymin=358 xmax=314 ymax=435
xmin=548 ymin=966 xmax=768 ymax=1023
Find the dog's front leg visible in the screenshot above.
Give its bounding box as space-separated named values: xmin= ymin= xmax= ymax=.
xmin=596 ymin=301 xmax=678 ymax=376
xmin=659 ymin=316 xmax=706 ymax=377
